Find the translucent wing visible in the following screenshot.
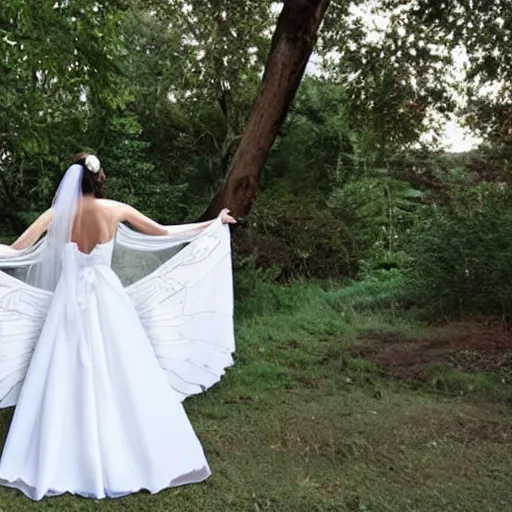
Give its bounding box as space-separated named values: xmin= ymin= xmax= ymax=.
xmin=0 ymin=271 xmax=51 ymax=408
xmin=126 ymin=219 xmax=235 ymax=401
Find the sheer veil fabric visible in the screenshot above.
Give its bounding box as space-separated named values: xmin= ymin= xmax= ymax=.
xmin=26 ymin=164 xmax=84 ymax=292
xmin=0 ymin=165 xmax=235 ymax=499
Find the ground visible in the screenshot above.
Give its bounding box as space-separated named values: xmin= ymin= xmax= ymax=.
xmin=353 ymin=323 xmax=512 ymax=380
xmin=0 ymin=281 xmax=510 ymax=511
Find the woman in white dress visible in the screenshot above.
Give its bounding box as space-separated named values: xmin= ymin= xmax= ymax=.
xmin=0 ymin=153 xmax=236 ymax=500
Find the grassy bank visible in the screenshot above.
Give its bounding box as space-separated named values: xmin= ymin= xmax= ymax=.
xmin=0 ymin=278 xmax=511 ymax=511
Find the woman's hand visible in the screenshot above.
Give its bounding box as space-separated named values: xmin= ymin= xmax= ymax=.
xmin=220 ymin=208 xmax=237 ymax=225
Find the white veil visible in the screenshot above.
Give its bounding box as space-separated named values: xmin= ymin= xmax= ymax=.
xmin=26 ymin=164 xmax=84 ymax=291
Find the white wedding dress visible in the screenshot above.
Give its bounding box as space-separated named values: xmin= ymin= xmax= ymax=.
xmin=0 ymin=208 xmax=234 ymax=500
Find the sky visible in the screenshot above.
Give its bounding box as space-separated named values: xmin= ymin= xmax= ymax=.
xmin=441 ymin=120 xmax=482 ymax=153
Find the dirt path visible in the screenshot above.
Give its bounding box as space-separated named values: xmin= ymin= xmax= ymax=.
xmin=351 ymin=323 xmax=512 ymax=382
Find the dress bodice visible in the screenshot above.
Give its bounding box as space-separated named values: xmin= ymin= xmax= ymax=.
xmin=61 ymin=240 xmax=116 ymax=309
xmin=65 ymin=239 xmax=115 ymax=269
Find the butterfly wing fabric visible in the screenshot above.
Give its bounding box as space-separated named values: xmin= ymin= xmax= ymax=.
xmin=0 ymin=271 xmax=51 ymax=407
xmin=125 ymin=218 xmax=235 ymax=401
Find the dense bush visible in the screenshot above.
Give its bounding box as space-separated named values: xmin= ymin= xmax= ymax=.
xmin=233 ymin=195 xmax=355 ymax=281
xmin=405 ymin=183 xmax=512 ymax=318
xmin=328 ymin=174 xmax=424 ymax=271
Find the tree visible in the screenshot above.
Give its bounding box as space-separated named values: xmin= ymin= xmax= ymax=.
xmin=372 ymin=0 xmax=512 ymax=148
xmin=137 ymin=0 xmax=274 ymax=179
xmin=0 ymin=0 xmax=129 ymax=228
xmin=201 ymin=0 xmax=331 ymax=219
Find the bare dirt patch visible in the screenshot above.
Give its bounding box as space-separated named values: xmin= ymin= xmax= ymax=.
xmin=400 ymin=404 xmax=512 ymax=445
xmin=351 ymin=323 xmax=512 ymax=380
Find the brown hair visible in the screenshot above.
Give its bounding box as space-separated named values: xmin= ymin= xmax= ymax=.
xmin=72 ymin=152 xmax=106 ymax=198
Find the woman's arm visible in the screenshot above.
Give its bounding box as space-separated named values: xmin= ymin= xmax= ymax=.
xmin=117 ymin=204 xmax=236 ymax=237
xmin=164 ymin=209 xmax=237 ymax=234
xmin=10 ymin=209 xmax=54 ymax=250
xmin=118 ymin=204 xmax=169 ymax=236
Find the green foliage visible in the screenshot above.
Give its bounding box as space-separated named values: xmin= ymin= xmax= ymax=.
xmin=100 ymin=112 xmax=189 ymax=222
xmin=0 ymin=0 xmax=130 ymax=230
xmin=320 ymin=1 xmax=458 ymax=148
xmin=266 ymin=79 xmax=357 ymax=197
xmin=406 ymin=183 xmax=512 ymax=318
xmin=125 ymin=1 xmax=273 ymax=198
xmin=233 ymin=254 xmax=282 ymax=305
xmin=406 ymin=0 xmax=512 ymax=134
xmin=330 ymin=268 xmax=408 ymax=312
xmin=236 ymin=195 xmax=355 ymax=280
xmin=328 ymin=174 xmax=424 ymax=268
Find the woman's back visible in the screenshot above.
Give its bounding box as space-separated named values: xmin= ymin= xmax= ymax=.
xmin=71 ymin=199 xmax=118 ymax=254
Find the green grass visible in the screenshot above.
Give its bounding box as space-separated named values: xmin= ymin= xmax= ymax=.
xmin=424 ymin=363 xmax=512 ymax=400
xmin=0 ymin=278 xmax=511 ymax=510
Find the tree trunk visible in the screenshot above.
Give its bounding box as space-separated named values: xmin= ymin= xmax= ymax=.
xmin=200 ymin=0 xmax=330 ymax=220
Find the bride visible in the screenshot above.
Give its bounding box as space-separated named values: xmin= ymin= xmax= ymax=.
xmin=0 ymin=153 xmax=236 ymax=500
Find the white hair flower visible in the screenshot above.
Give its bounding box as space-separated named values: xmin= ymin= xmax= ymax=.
xmin=84 ymin=154 xmax=101 ymax=174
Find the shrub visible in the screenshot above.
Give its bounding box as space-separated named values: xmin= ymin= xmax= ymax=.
xmin=405 ymin=183 xmax=512 ymax=318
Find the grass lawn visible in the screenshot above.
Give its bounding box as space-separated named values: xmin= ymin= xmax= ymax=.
xmin=0 ymin=279 xmax=510 ymax=511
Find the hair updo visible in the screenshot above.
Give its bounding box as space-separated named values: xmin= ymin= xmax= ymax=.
xmin=72 ymin=152 xmax=106 ymax=198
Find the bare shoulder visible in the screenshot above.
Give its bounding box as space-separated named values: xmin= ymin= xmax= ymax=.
xmin=96 ymin=199 xmax=129 ymax=215
xmin=96 ymin=199 xmax=125 ymax=210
